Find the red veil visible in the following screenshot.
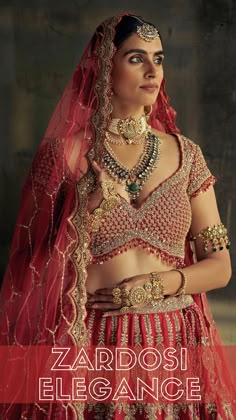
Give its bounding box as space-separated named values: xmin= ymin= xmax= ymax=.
xmin=0 ymin=14 xmax=180 ymax=347
xmin=0 ymin=12 xmax=232 ymax=418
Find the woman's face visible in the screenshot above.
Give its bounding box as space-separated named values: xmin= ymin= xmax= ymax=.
xmin=111 ymin=32 xmax=164 ymax=110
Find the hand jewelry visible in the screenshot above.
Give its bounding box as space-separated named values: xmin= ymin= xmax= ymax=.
xmin=112 ymin=272 xmax=165 ymax=313
xmin=91 ymin=180 xmax=120 ymax=232
xmin=149 ymin=272 xmax=165 ymax=300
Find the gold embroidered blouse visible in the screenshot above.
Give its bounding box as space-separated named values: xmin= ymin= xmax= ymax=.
xmin=89 ymin=135 xmax=216 ymax=267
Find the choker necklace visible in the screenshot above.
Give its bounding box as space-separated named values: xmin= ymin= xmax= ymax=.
xmin=102 ymin=131 xmax=160 ymax=202
xmin=108 ymin=116 xmax=148 ymax=143
xmin=105 ymin=130 xmax=148 ymax=145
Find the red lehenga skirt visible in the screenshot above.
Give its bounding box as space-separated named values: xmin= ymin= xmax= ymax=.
xmin=1 ymin=295 xmax=235 ymax=419
xmin=82 ymin=295 xmax=236 ymax=420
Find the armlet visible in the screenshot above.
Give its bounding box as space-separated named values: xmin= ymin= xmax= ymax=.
xmin=190 ymin=223 xmax=230 ymax=254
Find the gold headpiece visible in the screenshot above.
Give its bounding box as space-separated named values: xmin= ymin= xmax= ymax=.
xmin=136 ymin=23 xmax=160 ymax=42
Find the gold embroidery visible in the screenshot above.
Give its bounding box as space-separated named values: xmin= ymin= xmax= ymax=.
xmin=134 ymin=314 xmax=142 ymax=346
xmin=143 ymin=314 xmax=153 ymax=346
xmin=87 ymin=309 xmax=96 ymax=341
xmin=90 ymin=136 xmax=215 ymax=268
xmin=119 ymin=294 xmax=194 ymax=314
xmin=98 ymin=315 xmax=106 ymax=345
xmin=74 ymin=403 xmax=86 ymax=419
xmin=173 ymin=312 xmax=182 ymax=345
xmin=68 ymin=174 xmax=91 ymax=346
xmin=222 ymin=403 xmax=235 ymax=419
xmin=154 ymin=313 xmax=164 ymax=346
xmin=84 ymin=402 xmax=236 ymax=419
xmin=110 ymin=315 xmax=118 ymax=345
xmin=187 ymin=143 xmax=216 ymax=198
xmin=121 ymin=314 xmax=129 ymax=346
xmin=165 ymin=313 xmax=173 ymax=346
xmin=91 ymin=16 xmax=119 ymax=163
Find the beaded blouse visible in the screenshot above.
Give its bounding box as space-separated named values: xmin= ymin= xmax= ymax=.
xmin=89 ymin=135 xmax=216 ymax=268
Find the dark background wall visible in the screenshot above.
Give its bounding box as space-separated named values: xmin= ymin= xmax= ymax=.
xmin=0 ymin=0 xmax=235 ymax=343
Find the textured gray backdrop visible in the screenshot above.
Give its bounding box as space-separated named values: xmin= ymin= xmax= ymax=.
xmin=0 ymin=0 xmax=235 ymax=343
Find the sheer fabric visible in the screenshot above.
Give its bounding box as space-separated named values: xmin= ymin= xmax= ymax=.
xmin=0 ymin=13 xmax=235 ymax=419
xmin=0 ymin=14 xmax=179 ymax=349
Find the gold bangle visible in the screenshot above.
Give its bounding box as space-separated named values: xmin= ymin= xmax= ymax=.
xmin=171 ymin=269 xmax=187 ymax=296
xmin=149 ymin=272 xmax=165 ymax=300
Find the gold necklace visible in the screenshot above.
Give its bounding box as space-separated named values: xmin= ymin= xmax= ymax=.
xmin=105 ymin=130 xmax=148 ymax=145
xmin=102 ymin=131 xmax=160 ymax=201
xmin=108 ymin=116 xmax=148 ymax=142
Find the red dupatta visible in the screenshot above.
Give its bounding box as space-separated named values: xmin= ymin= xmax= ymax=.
xmin=0 ymin=13 xmax=223 ymax=417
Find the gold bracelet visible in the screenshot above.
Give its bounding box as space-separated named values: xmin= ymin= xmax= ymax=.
xmin=100 ymin=180 xmax=116 ymax=199
xmin=91 ymin=180 xmax=119 ymax=232
xmin=149 ymin=272 xmax=165 ymax=300
xmin=191 ymin=223 xmax=230 ymax=254
xmin=171 ymin=269 xmax=187 ymax=296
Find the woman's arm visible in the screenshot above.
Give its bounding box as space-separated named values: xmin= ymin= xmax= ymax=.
xmin=163 ymin=185 xmax=232 ymax=295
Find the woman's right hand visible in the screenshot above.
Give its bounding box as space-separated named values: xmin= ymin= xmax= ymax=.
xmin=87 ymin=160 xmax=111 ymax=213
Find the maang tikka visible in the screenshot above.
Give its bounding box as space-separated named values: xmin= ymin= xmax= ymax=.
xmin=136 ymin=23 xmax=160 ymax=42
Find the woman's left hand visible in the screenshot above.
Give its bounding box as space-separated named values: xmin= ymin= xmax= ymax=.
xmin=87 ymin=273 xmax=153 ymax=317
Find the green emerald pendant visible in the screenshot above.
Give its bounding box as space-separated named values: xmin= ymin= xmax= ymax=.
xmin=128 ymin=182 xmax=140 ymax=192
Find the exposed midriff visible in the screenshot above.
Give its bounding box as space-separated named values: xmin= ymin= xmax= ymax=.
xmin=86 ymin=247 xmax=175 ymax=294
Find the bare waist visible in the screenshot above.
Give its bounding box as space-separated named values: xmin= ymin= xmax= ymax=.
xmin=86 ymin=248 xmax=178 ymax=295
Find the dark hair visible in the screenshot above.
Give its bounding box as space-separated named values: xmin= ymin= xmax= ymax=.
xmin=114 ymin=15 xmax=161 ymax=48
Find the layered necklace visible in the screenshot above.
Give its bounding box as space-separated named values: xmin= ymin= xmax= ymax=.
xmin=103 ymin=133 xmax=160 ymax=202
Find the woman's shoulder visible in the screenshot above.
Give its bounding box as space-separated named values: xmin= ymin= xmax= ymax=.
xmin=151 ymin=129 xmax=198 ymax=157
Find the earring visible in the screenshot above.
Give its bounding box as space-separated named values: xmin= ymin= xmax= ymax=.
xmin=144 ymin=105 xmax=152 ymax=120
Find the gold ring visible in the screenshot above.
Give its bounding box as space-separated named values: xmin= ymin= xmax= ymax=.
xmin=112 ymin=287 xmax=122 ymax=305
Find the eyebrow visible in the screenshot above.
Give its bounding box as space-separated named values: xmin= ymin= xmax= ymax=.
xmin=123 ymin=48 xmax=164 ymax=57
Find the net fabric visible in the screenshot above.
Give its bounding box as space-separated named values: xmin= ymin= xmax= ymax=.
xmin=0 ymin=18 xmax=114 ymax=347
xmin=1 ymin=12 xmax=234 ymax=419
xmin=0 ymin=13 xmax=180 ymax=348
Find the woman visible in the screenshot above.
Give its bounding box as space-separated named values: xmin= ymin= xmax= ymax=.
xmin=0 ymin=13 xmax=235 ymax=419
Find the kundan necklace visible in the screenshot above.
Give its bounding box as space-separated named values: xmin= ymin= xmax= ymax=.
xmin=108 ymin=115 xmax=148 ymax=145
xmin=105 ymin=130 xmax=147 ymax=145
xmin=102 ymin=131 xmax=160 ymax=202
